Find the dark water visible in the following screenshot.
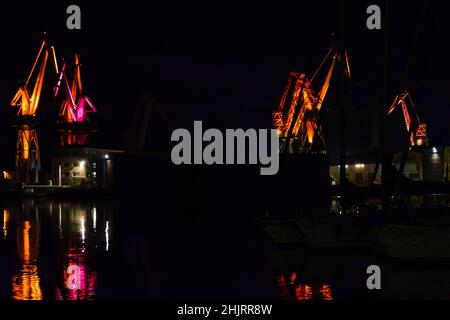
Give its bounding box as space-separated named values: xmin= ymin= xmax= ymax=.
xmin=3 ymin=199 xmax=450 ymax=300
xmin=0 ymin=199 xmax=278 ymax=300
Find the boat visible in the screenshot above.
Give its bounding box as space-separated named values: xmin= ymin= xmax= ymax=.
xmin=372 ymin=224 xmax=450 ymax=260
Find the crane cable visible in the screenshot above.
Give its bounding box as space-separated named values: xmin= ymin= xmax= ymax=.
xmin=310 ymin=47 xmax=334 ymax=84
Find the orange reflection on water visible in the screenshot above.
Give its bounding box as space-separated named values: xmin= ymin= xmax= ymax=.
xmin=289 ymin=272 xmax=297 ymax=284
xmin=12 ymin=265 xmax=42 ymax=300
xmin=295 ymin=283 xmax=334 ymax=301
xmin=295 ymin=284 xmax=313 ymax=300
xmin=3 ymin=209 xmax=9 ymax=239
xmin=276 ymin=272 xmax=334 ymax=301
xmin=320 ymin=284 xmax=333 ymax=301
xmin=11 ymin=220 xmax=43 ymax=300
xmin=23 ymin=221 xmax=30 ymax=262
xmin=276 ymin=274 xmax=291 ymax=299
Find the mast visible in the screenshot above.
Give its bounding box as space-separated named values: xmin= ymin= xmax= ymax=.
xmin=381 ymin=0 xmax=390 ymax=208
xmin=338 ymin=0 xmax=347 ymax=212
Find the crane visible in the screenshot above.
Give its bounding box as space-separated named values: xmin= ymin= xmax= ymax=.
xmin=10 ymin=35 xmax=59 ymax=183
xmin=273 ymin=46 xmax=351 ymax=154
xmin=387 ymin=90 xmax=428 ymax=149
xmin=382 ymin=90 xmax=430 ymax=207
xmin=54 ymin=53 xmax=98 ymax=146
xmin=124 ymin=96 xmax=169 ymax=152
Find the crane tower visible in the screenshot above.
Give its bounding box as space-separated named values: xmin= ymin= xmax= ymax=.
xmin=10 ymin=36 xmax=58 ymax=183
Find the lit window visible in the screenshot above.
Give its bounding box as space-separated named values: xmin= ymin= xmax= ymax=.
xmin=92 ymin=172 xmax=97 ymax=178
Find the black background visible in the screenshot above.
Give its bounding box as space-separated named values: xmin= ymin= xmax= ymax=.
xmin=0 ymin=0 xmax=448 ymax=167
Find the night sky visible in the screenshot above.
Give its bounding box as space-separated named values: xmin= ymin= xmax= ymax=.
xmin=0 ymin=0 xmax=449 ymax=170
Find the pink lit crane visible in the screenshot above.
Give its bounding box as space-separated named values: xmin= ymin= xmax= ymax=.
xmin=54 ymin=54 xmax=97 ymax=146
xmin=55 ymin=54 xmax=97 ymax=123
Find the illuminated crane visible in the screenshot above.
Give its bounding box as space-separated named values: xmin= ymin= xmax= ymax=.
xmin=273 ymin=47 xmax=351 ymax=154
xmin=54 ymin=53 xmax=98 ymax=146
xmin=387 ymin=90 xmax=428 ymax=149
xmin=10 ymin=36 xmax=58 ymax=183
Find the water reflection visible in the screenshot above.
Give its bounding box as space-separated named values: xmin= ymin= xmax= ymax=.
xmin=58 ymin=248 xmax=97 ymax=300
xmin=55 ymin=202 xmax=111 ymax=300
xmin=3 ymin=208 xmax=8 ymax=239
xmin=1 ymin=200 xmax=112 ymax=300
xmin=11 ymin=211 xmax=43 ymax=300
xmin=105 ymin=221 xmax=110 ymax=252
xmin=276 ymin=272 xmax=334 ymax=301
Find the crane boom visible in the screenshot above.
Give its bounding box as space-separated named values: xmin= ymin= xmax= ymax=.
xmin=11 ymin=38 xmax=58 ymax=117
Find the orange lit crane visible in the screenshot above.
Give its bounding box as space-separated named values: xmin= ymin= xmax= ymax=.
xmin=10 ymin=36 xmax=58 ymax=183
xmin=273 ymin=47 xmax=351 ymax=154
xmin=384 ymin=91 xmax=429 ymax=205
xmin=387 ymin=90 xmax=428 ymax=149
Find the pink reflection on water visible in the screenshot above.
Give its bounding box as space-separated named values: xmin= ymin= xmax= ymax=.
xmin=58 ymin=248 xmax=97 ymax=300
